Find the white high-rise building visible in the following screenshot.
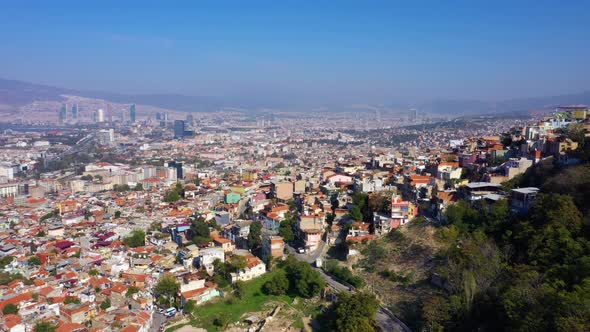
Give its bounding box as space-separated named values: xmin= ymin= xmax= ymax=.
xmin=97 ymin=109 xmax=105 ymax=122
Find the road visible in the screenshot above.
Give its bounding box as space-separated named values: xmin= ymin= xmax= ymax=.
xmin=285 ymin=240 xmax=328 ymax=264
xmin=149 ymin=312 xmax=166 ymax=332
xmin=288 ymin=241 xmax=411 ymax=332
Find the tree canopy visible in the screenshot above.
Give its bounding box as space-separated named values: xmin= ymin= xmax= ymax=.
xmin=190 ymin=218 xmax=211 ymax=246
xmin=2 ymin=303 xmax=18 ymax=315
xmin=155 ymin=275 xmax=180 ymax=307
xmin=282 ymin=256 xmax=325 ymax=298
xmin=248 ymin=221 xmax=263 ymax=250
xmin=123 ymin=230 xmax=145 ymax=248
xmin=330 ymin=292 xmax=380 ymax=332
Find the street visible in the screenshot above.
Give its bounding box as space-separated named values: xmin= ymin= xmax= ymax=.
xmin=287 ymin=240 xmax=411 ymax=332
xmin=149 ymin=312 xmax=166 ymax=332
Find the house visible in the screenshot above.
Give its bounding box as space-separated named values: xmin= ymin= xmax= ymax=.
xmin=301 ymin=229 xmax=322 ymax=252
xmin=326 ymin=174 xmax=353 ymax=186
xmin=1 ymin=314 xmax=24 ymax=332
xmin=261 ymin=212 xmax=282 ymax=232
xmin=462 ymin=182 xmax=503 ymax=202
xmin=437 ymin=162 xmax=462 ymax=181
xmin=373 ymin=213 xmax=395 ymax=236
xmin=230 ymin=254 xmax=266 ymax=283
xmin=225 ymin=192 xmax=241 ymax=204
xmin=211 ymin=232 xmax=235 ymax=252
xmin=271 ymin=181 xmax=293 ymax=201
xmin=214 ymin=211 xmax=231 ymax=226
xmin=346 ymin=222 xmax=373 ymax=243
xmin=61 ymin=303 xmax=91 ymax=324
xmin=391 ymin=195 xmax=417 ymax=226
xmin=196 ymin=247 xmax=225 ymax=273
xmin=261 ymin=235 xmax=284 ymax=261
xmin=502 ymin=158 xmax=533 ymax=180
xmin=510 ymin=187 xmax=539 ymax=214
xmin=180 ymin=281 xmax=221 ymax=307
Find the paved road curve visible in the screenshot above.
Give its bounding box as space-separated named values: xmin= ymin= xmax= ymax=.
xmin=288 ymin=242 xmax=411 ymax=332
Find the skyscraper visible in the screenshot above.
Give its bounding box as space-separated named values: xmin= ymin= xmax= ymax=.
xmin=71 ymin=104 xmax=78 ymax=121
xmin=409 ymin=108 xmax=418 ymax=123
xmin=186 ymin=113 xmax=193 ymax=125
xmin=130 ymin=104 xmax=136 ymax=123
xmin=106 ymin=104 xmax=113 ymax=123
xmin=174 ymin=120 xmax=185 ymax=139
xmin=97 ymin=109 xmax=105 ymax=123
xmin=166 ymin=161 xmax=184 ymax=179
xmin=58 ymin=104 xmax=67 ymax=124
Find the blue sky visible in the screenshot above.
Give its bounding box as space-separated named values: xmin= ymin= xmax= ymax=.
xmin=0 ymin=0 xmax=589 ymax=104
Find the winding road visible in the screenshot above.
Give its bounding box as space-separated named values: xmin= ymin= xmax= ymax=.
xmin=287 ymin=241 xmax=411 ymax=332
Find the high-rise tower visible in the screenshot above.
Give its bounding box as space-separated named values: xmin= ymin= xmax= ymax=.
xmin=130 ymin=104 xmax=136 ymax=123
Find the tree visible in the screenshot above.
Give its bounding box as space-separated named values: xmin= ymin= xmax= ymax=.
xmin=190 ymin=218 xmax=211 ymax=246
xmin=567 ymin=123 xmax=586 ymax=148
xmin=33 ymin=321 xmax=57 ymax=332
xmin=134 ymin=183 xmax=144 ymax=191
xmin=278 ymin=219 xmax=294 ymax=242
xmin=80 ymin=174 xmax=93 ymax=181
xmin=233 ymin=280 xmax=247 ymax=299
xmin=184 ymin=299 xmax=196 ymax=315
xmin=123 ymin=230 xmax=145 ymax=248
xmin=422 ymin=296 xmax=451 ymax=331
xmin=126 ymin=286 xmax=140 ymax=297
xmin=248 ymin=221 xmax=263 ymax=250
xmin=283 ymin=256 xmax=325 ymax=298
xmin=263 ymin=270 xmax=290 ymax=295
xmin=100 ymin=298 xmax=111 ymax=310
xmin=155 ymin=275 xmax=180 ymax=307
xmin=114 ymin=184 xmax=131 ymax=192
xmin=114 ymin=211 xmax=121 ymax=218
xmin=229 ymin=255 xmax=247 ymax=272
xmin=89 ymin=269 xmax=99 ymax=276
xmin=0 ymin=256 xmax=14 ymax=268
xmin=28 ymin=256 xmax=42 ymax=266
xmin=331 ymin=292 xmax=380 ymax=332
xmin=164 ymin=190 xmax=180 ymax=203
xmin=2 ymin=303 xmax=18 ymax=315
xmin=349 ymin=206 xmax=363 ymax=221
xmin=64 ymin=297 xmax=81 ymax=305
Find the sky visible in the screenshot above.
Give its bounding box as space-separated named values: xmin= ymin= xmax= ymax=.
xmin=0 ymin=0 xmax=589 ymax=106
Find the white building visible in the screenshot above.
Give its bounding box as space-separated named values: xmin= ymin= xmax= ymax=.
xmin=230 ymin=254 xmax=266 ymax=283
xmin=196 ymin=247 xmax=225 ymax=273
xmin=97 ymin=108 xmax=105 ymax=122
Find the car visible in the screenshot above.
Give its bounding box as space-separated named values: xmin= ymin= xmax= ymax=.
xmin=165 ymin=307 xmax=177 ymax=318
xmin=158 ymin=308 xmax=165 ymax=314
xmin=297 ymin=247 xmax=305 ymax=254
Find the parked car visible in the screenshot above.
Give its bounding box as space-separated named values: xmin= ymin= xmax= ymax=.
xmin=165 ymin=307 xmax=177 ymax=318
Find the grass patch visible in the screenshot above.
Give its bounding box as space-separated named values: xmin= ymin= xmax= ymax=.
xmin=292 ymin=317 xmax=305 ymax=329
xmin=191 ymin=270 xmax=295 ymax=331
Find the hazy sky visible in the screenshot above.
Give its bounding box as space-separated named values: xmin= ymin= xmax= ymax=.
xmin=1 ymin=0 xmax=589 ymax=104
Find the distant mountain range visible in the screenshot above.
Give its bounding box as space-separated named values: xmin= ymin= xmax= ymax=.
xmin=0 ymin=78 xmax=222 ymax=112
xmin=0 ymin=78 xmax=589 ymax=115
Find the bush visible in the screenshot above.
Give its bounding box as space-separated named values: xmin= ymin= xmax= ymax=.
xmin=379 ymin=269 xmax=414 ymax=285
xmin=123 ymin=230 xmax=145 ymax=248
xmin=324 ymin=260 xmax=364 ymax=288
xmin=263 ymin=270 xmax=289 ymax=295
xmin=2 ymin=303 xmax=18 ymax=315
